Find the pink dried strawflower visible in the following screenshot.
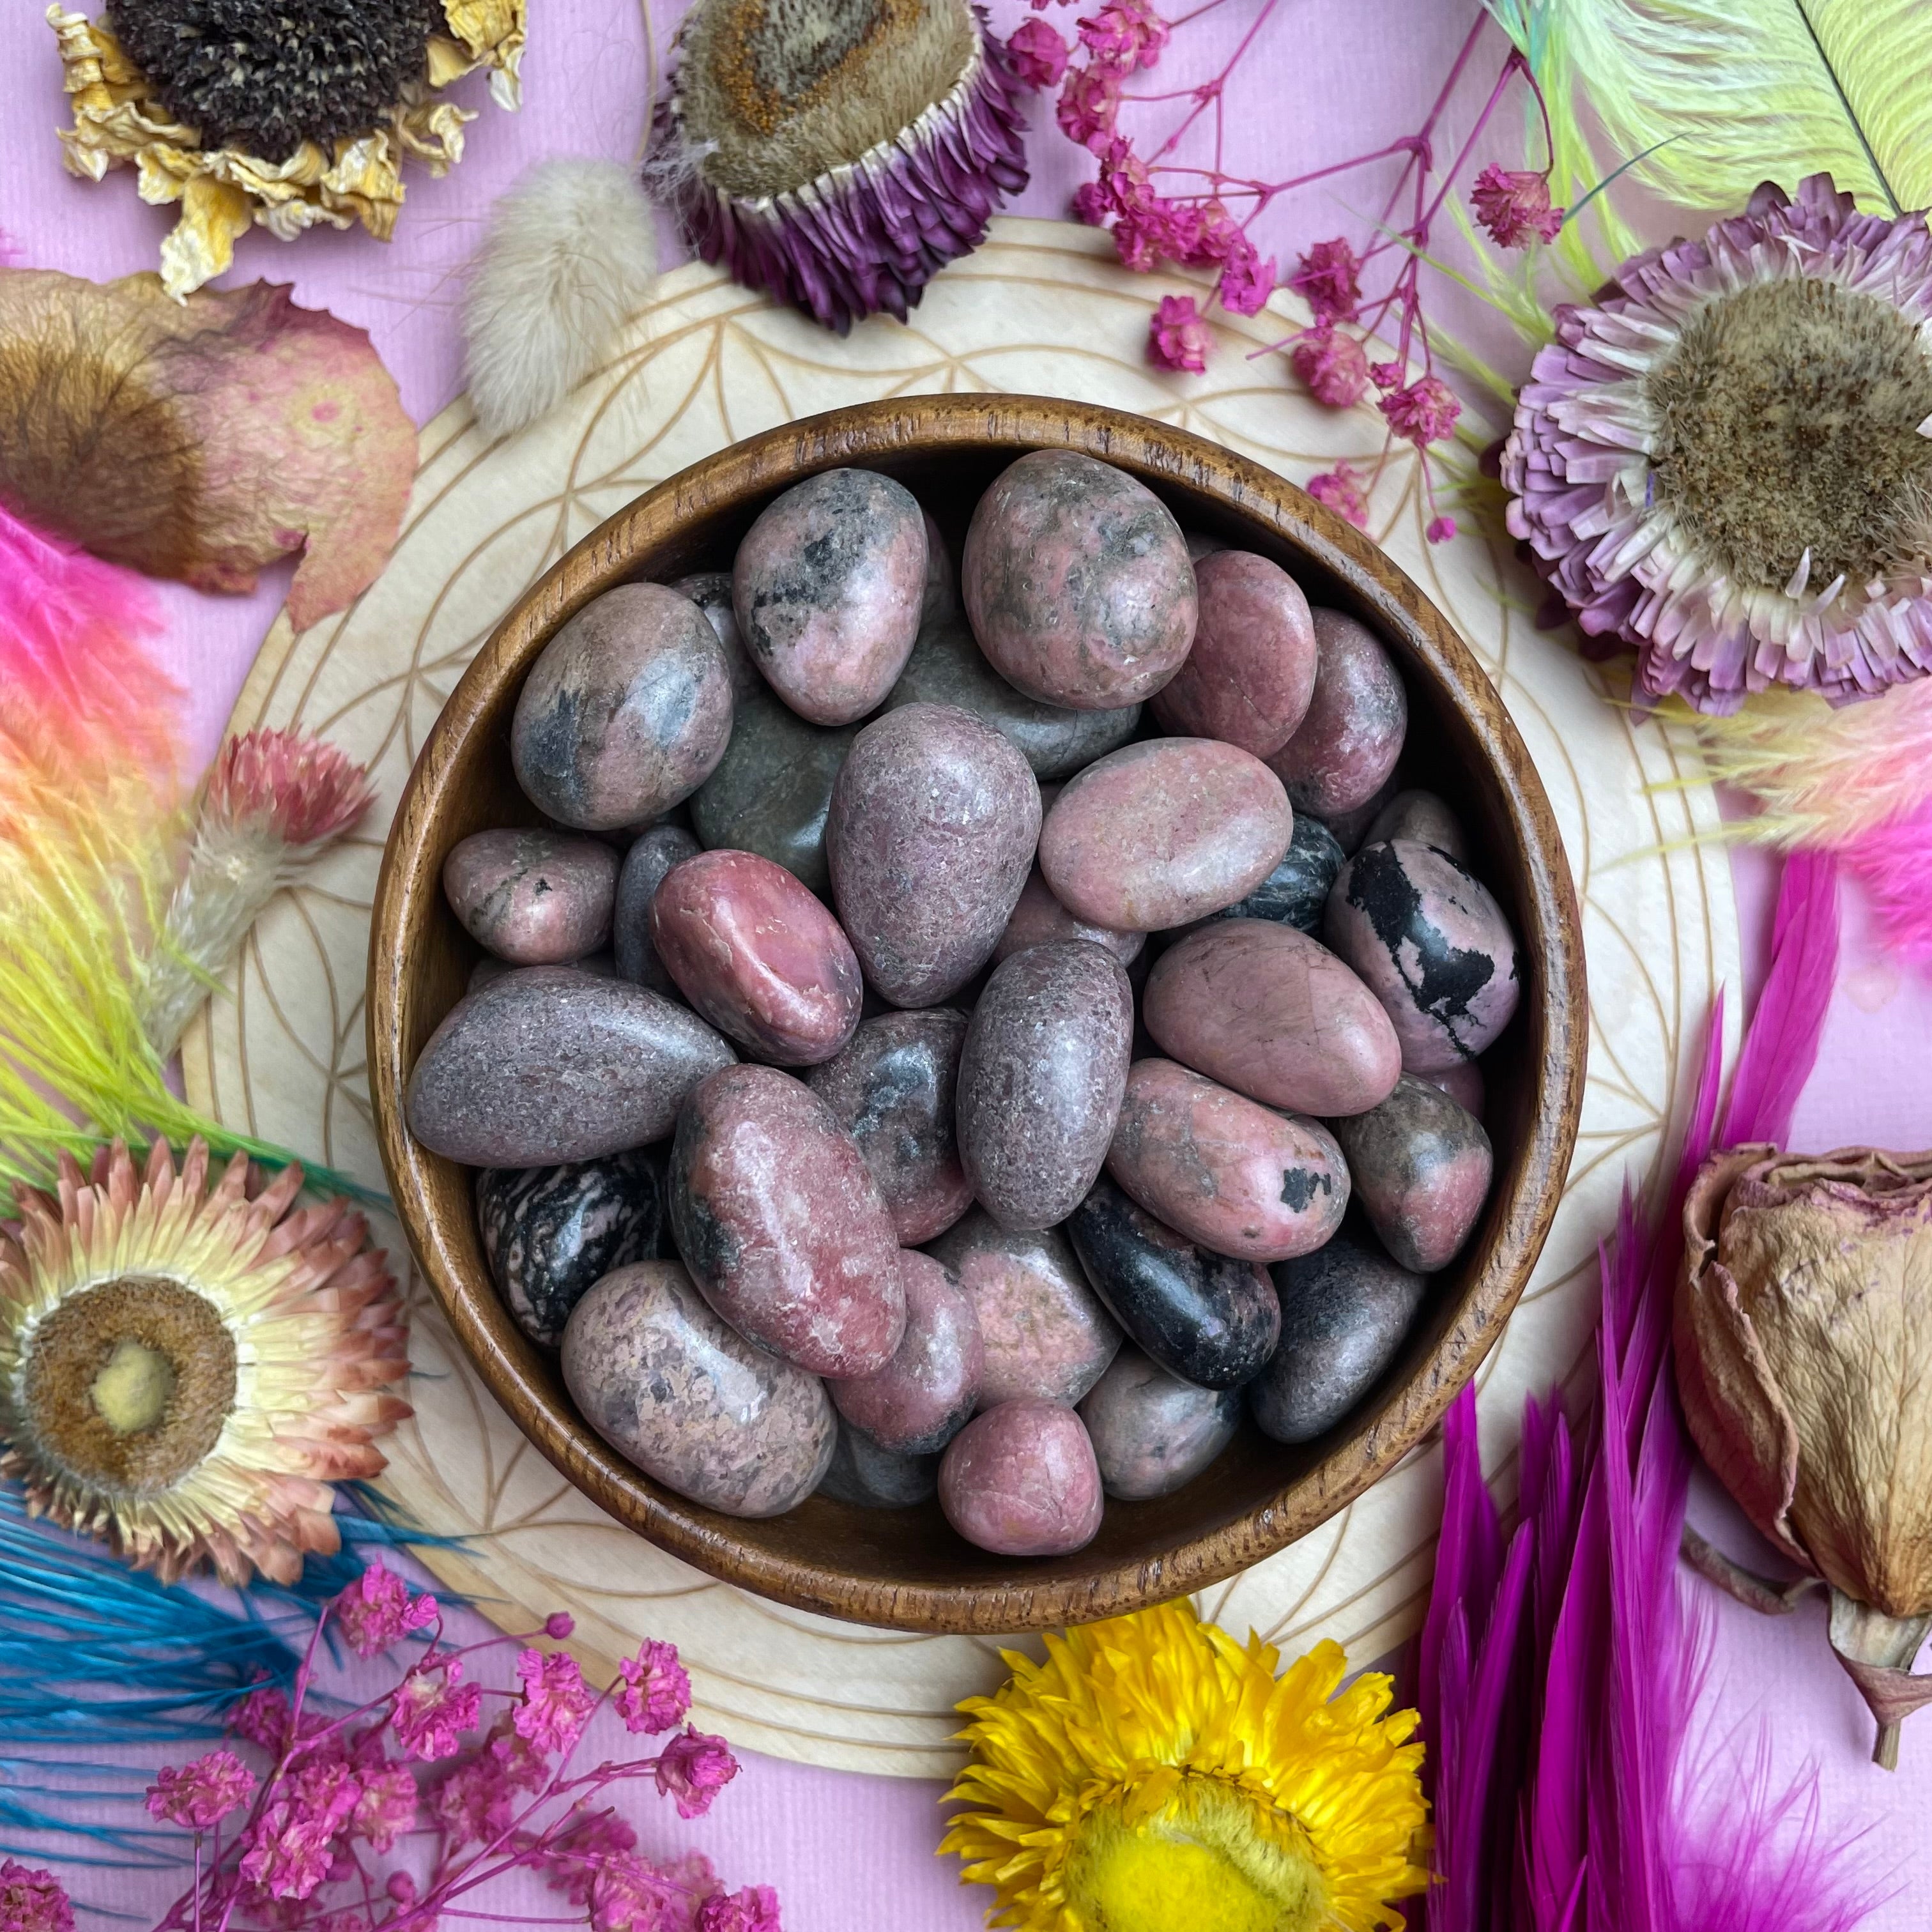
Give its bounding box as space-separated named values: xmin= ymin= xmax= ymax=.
xmin=1147 ymin=293 xmax=1211 ymax=374
xmin=1307 ymin=463 xmax=1370 ymax=530
xmin=1006 ymin=17 xmax=1068 ymax=88
xmin=515 ymin=1646 xmax=599 ymax=1756
xmin=228 ymin=1683 xmax=294 ymax=1754
xmin=1057 ymin=65 xmax=1122 ymax=151
xmin=1217 ymin=240 xmax=1275 ymax=317
xmin=334 ymin=1558 xmax=437 ymax=1658
xmin=1077 ymin=0 xmax=1168 ymax=73
xmin=1470 ymin=163 xmax=1563 ymax=247
xmin=147 ymin=1749 xmax=257 ymax=1829
xmin=655 ymin=1728 xmax=739 ymax=1820
xmin=1286 ymin=238 xmax=1361 ymax=323
xmin=1381 ymin=373 xmax=1461 ymax=447
xmin=1290 ymin=325 xmax=1369 ymax=408
xmin=617 ymin=1639 xmax=693 ymax=1735
xmin=0 ymin=1862 xmax=73 ymax=1932
xmin=205 ymin=728 xmax=374 ymax=850
xmin=392 ymin=1658 xmax=482 ymax=1763
xmin=698 ymin=1885 xmax=783 ymax=1932
xmin=351 ymin=1762 xmax=420 ymax=1852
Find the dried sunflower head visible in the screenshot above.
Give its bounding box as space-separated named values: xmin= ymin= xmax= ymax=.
xmin=47 ymin=0 xmax=526 ymax=298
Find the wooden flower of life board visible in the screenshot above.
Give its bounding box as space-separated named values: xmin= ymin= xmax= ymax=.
xmin=182 ymin=217 xmax=1740 ymax=1778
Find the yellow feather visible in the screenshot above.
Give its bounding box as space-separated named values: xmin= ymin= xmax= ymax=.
xmin=1547 ymin=0 xmax=1932 ymax=216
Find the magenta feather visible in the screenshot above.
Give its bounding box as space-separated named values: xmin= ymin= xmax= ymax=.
xmin=1421 ymin=855 xmax=1871 ymax=1932
xmin=1841 ymin=804 xmax=1932 ymax=971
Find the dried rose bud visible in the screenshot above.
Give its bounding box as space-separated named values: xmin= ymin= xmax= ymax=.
xmin=1677 ymin=1145 xmax=1932 ymax=1767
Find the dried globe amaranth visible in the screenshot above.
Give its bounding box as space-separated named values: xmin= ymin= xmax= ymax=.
xmin=652 ymin=0 xmax=1030 ymax=333
xmin=47 ymin=0 xmax=526 ymax=298
xmin=1677 ymin=1144 xmax=1932 ymax=1767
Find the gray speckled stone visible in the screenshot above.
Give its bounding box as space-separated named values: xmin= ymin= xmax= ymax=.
xmin=816 ymin=1420 xmax=939 ymax=1507
xmin=562 ymin=1261 xmax=835 ymax=1517
xmin=406 ymin=966 xmax=735 ymax=1166
xmin=668 ymin=571 xmax=760 ymax=699
xmin=1250 ymin=1229 xmax=1426 ymax=1443
xmin=511 ymin=583 xmax=734 ymax=831
xmin=1266 ymin=609 xmax=1407 ymax=818
xmin=613 ymin=824 xmax=702 ymax=989
xmin=470 ymin=951 xmax=618 ymax=993
xmin=476 ymin=1149 xmax=666 ymax=1346
xmin=691 ymin=684 xmax=856 ymax=898
xmin=884 ymin=618 xmax=1142 ymax=779
xmin=1078 ymin=1348 xmax=1241 ymax=1499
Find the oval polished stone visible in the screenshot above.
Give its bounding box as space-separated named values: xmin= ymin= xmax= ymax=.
xmin=829 ymin=1250 xmax=983 ymax=1454
xmin=668 ymin=570 xmax=760 ymax=699
xmin=1326 ymin=839 xmax=1522 ymax=1071
xmin=958 ymin=941 xmax=1133 ymax=1232
xmin=470 ymin=951 xmax=617 ymax=993
xmin=477 ymin=1149 xmax=666 ymax=1347
xmin=512 ymin=583 xmax=733 ymax=830
xmin=1266 ymin=610 xmax=1407 ymax=817
xmin=828 ymin=702 xmax=1040 ymax=1007
xmin=1144 ymin=921 xmax=1402 ymax=1117
xmin=1039 ymin=739 xmax=1292 ymax=931
xmin=563 ymin=1261 xmax=835 ymax=1517
xmin=817 ymin=1420 xmax=939 ymax=1508
xmin=1324 ymin=770 xmax=1402 ymax=857
xmin=884 ymin=618 xmax=1143 ymax=779
xmin=443 ymin=828 xmax=617 ymax=966
xmin=1078 ymin=1348 xmax=1241 ymax=1500
xmin=939 ymin=1399 xmax=1104 ymax=1556
xmin=1366 ymin=788 xmax=1466 ymax=862
xmin=994 ymin=867 xmax=1144 ymax=967
xmin=1149 ymin=549 xmax=1316 ymax=756
xmin=927 ymin=1209 xmax=1121 ymax=1407
xmin=669 ymin=1064 xmax=906 ymax=1376
xmin=1250 ymin=1230 xmax=1426 ymax=1443
xmin=1418 ymin=1059 xmax=1485 ymax=1121
xmin=1328 ymin=1073 xmax=1492 ymax=1272
xmin=1107 ymin=1059 xmax=1349 ymax=1263
xmin=1202 ymin=812 xmax=1346 ymax=937
xmin=650 ymin=848 xmax=862 ymax=1066
xmin=691 ymin=684 xmax=857 ymax=898
xmin=613 ymin=824 xmax=701 ymax=990
xmin=1066 ymin=1176 xmax=1281 ymax=1390
xmin=733 ymin=468 xmax=926 ymax=725
xmin=962 ymin=450 xmax=1197 ymax=709
xmin=407 ymin=967 xmax=736 ymax=1166
xmin=806 ymin=1009 xmax=972 ymax=1244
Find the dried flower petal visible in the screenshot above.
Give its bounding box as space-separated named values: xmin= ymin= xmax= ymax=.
xmin=1147 ymin=293 xmax=1210 ymax=373
xmin=228 ymin=1683 xmax=293 ymax=1753
xmin=1216 ymin=238 xmax=1275 ymax=317
xmin=698 ymin=1886 xmax=783 ymax=1932
xmin=1380 ymin=373 xmax=1460 ymax=447
xmin=514 ymin=1646 xmax=598 ymax=1755
xmin=1057 ymin=63 xmax=1122 ymax=150
xmin=617 ymin=1639 xmax=692 ymax=1735
xmin=654 ymin=1728 xmax=739 ymax=1820
xmin=350 ymin=1761 xmax=420 ymax=1853
xmin=0 ymin=1862 xmax=73 ymax=1932
xmin=0 ymin=269 xmax=414 ymax=630
xmin=334 ymin=1558 xmax=438 ymax=1658
xmin=1305 ymin=462 xmax=1370 ymax=530
xmin=1077 ymin=0 xmax=1167 ymax=75
xmin=392 ymin=1659 xmax=482 ymax=1762
xmin=148 ymin=1748 xmax=257 ymax=1828
xmin=1285 ymin=237 xmax=1361 ymax=323
xmin=1469 ymin=163 xmax=1563 ymax=248
xmin=1005 ymin=17 xmax=1068 ymax=87
xmin=1289 ymin=324 xmax=1368 ymax=408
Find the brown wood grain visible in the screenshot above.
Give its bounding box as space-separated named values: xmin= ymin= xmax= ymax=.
xmin=367 ymin=395 xmax=1588 ymax=1634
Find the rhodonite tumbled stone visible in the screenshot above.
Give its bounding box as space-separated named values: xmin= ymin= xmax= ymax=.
xmin=962 ymin=450 xmax=1197 ymax=709
xmin=511 ymin=583 xmax=733 ymax=830
xmin=828 ymin=702 xmax=1040 ymax=1006
xmin=562 ymin=1261 xmax=835 ymax=1517
xmin=733 ymin=468 xmax=926 ymax=726
xmin=939 ymin=1399 xmax=1105 ymax=1556
xmin=477 ymin=1149 xmax=666 ymax=1346
xmin=817 ymin=1420 xmax=940 ymax=1508
xmin=406 ymin=967 xmax=736 ymax=1166
xmin=956 ymin=940 xmax=1134 ymax=1232
xmin=806 ymin=1009 xmax=972 ymax=1244
xmin=1365 ymin=788 xmax=1466 ymax=862
xmin=1107 ymin=1059 xmax=1349 ymax=1264
xmin=443 ymin=828 xmax=617 ymax=965
xmin=1143 ymin=921 xmax=1402 ymax=1117
xmin=1202 ymin=812 xmax=1346 ymax=937
xmin=1267 ymin=610 xmax=1407 ymax=816
xmin=829 ymin=1250 xmax=983 ymax=1455
xmin=1078 ymin=1348 xmax=1241 ymax=1500
xmin=1328 ymin=1073 xmax=1492 ymax=1271
xmin=1066 ymin=1176 xmax=1281 ymax=1391
xmin=1038 ymin=739 xmax=1292 ymax=931
xmin=668 ymin=570 xmax=760 ymax=698
xmin=612 ymin=824 xmax=702 ymax=990
xmin=993 ymin=867 xmax=1143 ymax=967
xmin=669 ymin=1064 xmax=906 ymax=1377
xmin=1325 ymin=838 xmax=1521 ymax=1071
xmin=1250 ymin=1230 xmax=1425 ymax=1443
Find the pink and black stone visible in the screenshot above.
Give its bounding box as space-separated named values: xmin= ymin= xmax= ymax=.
xmin=1266 ymin=608 xmax=1407 ymax=816
xmin=1078 ymin=1347 xmax=1241 ymax=1501
xmin=1327 ymin=1073 xmax=1492 ymax=1273
xmin=613 ymin=824 xmax=702 ymax=991
xmin=443 ymin=828 xmax=617 ymax=965
xmin=1200 ymin=811 xmax=1346 ymax=937
xmin=1064 ymin=1176 xmax=1281 ymax=1391
xmin=816 ymin=1420 xmax=940 ymax=1509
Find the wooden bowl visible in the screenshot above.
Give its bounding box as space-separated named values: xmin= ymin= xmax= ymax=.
xmin=369 ymin=395 xmax=1586 ymax=1636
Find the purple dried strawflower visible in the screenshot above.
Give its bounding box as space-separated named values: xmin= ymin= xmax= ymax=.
xmin=1286 ymin=238 xmax=1361 ymax=323
xmin=147 ymin=1749 xmax=257 ymax=1829
xmin=655 ymin=1727 xmax=739 ymax=1820
xmin=1217 ymin=238 xmax=1275 ymax=316
xmin=1381 ymin=372 xmax=1460 ymax=447
xmin=1057 ymin=63 xmax=1121 ymax=150
xmin=1148 ymin=293 xmax=1211 ymax=373
xmin=391 ymin=1658 xmax=482 ymax=1762
xmin=655 ymin=0 xmax=1032 ymax=335
xmin=1006 ymin=16 xmax=1068 ymax=88
xmin=515 ymin=1646 xmax=599 ymax=1755
xmin=618 ymin=1639 xmax=693 ymax=1735
xmin=1501 ymin=172 xmax=1932 ymax=710
xmin=334 ymin=1558 xmax=437 ymax=1658
xmin=1470 ymin=162 xmax=1563 ymax=247
xmin=0 ymin=1861 xmax=72 ymax=1932
xmin=1307 ymin=463 xmax=1370 ymax=530
xmin=1291 ymin=324 xmax=1368 ymax=407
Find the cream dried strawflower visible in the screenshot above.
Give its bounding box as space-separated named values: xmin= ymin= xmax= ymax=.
xmin=47 ymin=1 xmax=525 ymax=298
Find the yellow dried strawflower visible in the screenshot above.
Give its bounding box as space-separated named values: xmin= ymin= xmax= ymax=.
xmin=47 ymin=1 xmax=526 ymax=298
xmin=942 ymin=1599 xmax=1429 ymax=1932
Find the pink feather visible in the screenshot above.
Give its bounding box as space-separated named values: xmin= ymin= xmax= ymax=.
xmin=1840 ymin=802 xmax=1932 ymax=971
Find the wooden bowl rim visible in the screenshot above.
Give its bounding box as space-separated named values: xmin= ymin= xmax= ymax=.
xmin=368 ymin=394 xmax=1587 ymax=1634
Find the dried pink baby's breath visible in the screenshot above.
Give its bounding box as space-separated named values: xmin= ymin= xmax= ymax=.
xmin=655 ymin=1728 xmax=740 ymax=1820
xmin=1290 ymin=325 xmax=1369 ymax=408
xmin=514 ymin=1646 xmax=599 ymax=1755
xmin=1470 ymin=162 xmax=1564 ymax=247
xmin=1057 ymin=64 xmax=1121 ymax=150
xmin=1307 ymin=463 xmax=1370 ymax=530
xmin=1217 ymin=238 xmax=1275 ymax=316
xmin=618 ymin=1639 xmax=693 ymax=1735
xmin=1006 ymin=17 xmax=1068 ymax=88
xmin=334 ymin=1557 xmax=437 ymax=1658
xmin=0 ymin=1862 xmax=73 ymax=1932
xmin=1380 ymin=373 xmax=1460 ymax=447
xmin=390 ymin=1658 xmax=482 ymax=1762
xmin=1148 ymin=293 xmax=1211 ymax=373
xmin=146 ymin=1749 xmax=256 ymax=1830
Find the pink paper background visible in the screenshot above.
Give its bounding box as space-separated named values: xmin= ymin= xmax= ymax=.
xmin=4 ymin=2 xmax=1930 ymax=1923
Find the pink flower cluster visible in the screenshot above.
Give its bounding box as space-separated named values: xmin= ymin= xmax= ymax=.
xmin=132 ymin=1558 xmax=769 ymax=1932
xmin=0 ymin=1860 xmax=72 ymax=1932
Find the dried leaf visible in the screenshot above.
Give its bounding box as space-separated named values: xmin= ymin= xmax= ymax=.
xmin=0 ymin=268 xmax=415 ymax=628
